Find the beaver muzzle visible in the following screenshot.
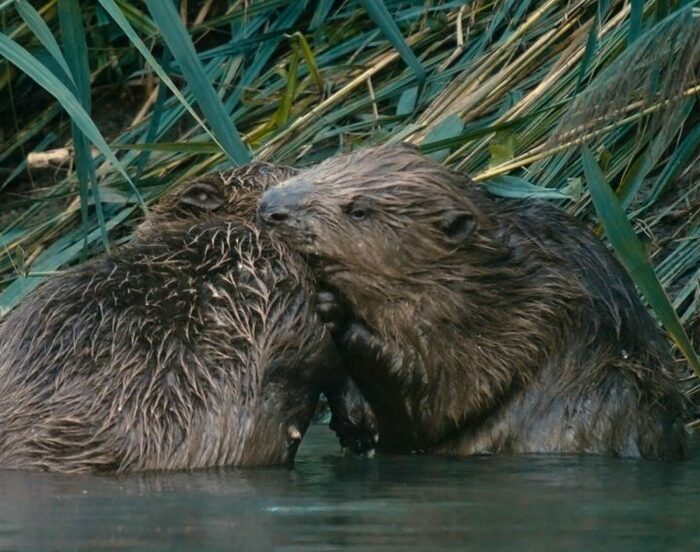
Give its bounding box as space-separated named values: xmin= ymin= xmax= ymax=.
xmin=258 ymin=181 xmax=311 ymax=225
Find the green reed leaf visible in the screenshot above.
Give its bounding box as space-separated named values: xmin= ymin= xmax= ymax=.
xmin=144 ymin=0 xmax=250 ymax=165
xmin=15 ymin=0 xmax=74 ymax=87
xmin=97 ymin=0 xmax=236 ymax=161
xmin=358 ymin=0 xmax=426 ymax=83
xmin=58 ymin=0 xmax=109 ymax=251
xmin=485 ymin=175 xmax=573 ymax=200
xmin=629 ymin=0 xmax=644 ymax=44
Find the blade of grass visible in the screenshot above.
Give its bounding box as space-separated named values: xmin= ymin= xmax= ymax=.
xmin=290 ymin=32 xmax=324 ymax=93
xmin=358 ymin=0 xmax=426 ymax=83
xmin=275 ymin=40 xmax=299 ymax=127
xmin=575 ymin=10 xmax=599 ymax=92
xmin=113 ymin=142 xmax=220 ymax=153
xmin=581 ymin=146 xmax=700 ymax=375
xmin=58 ymin=0 xmax=110 ymax=252
xmin=134 ymin=50 xmax=172 ymax=177
xmin=97 ymin=0 xmax=237 ymax=161
xmin=144 ymin=0 xmax=250 ymax=165
xmin=309 ymin=0 xmax=334 ymax=31
xmin=484 ymin=175 xmax=574 ymax=200
xmin=15 ymin=0 xmax=75 ymax=87
xmin=423 ymin=113 xmax=464 ymax=162
xmin=629 ymin=0 xmax=644 ymax=44
xmin=225 ymin=0 xmax=307 ymax=112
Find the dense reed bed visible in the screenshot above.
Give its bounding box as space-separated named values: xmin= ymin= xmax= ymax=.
xmin=0 ymin=0 xmax=698 ymax=401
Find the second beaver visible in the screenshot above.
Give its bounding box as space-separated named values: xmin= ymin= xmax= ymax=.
xmin=259 ymin=144 xmax=689 ymax=460
xmin=0 ymin=163 xmax=349 ymax=473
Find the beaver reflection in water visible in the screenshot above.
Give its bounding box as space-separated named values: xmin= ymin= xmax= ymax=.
xmin=0 ymin=163 xmax=344 ymax=473
xmin=259 ymin=144 xmax=689 ymax=460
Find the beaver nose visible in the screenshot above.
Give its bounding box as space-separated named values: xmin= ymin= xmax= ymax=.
xmin=259 ymin=201 xmax=290 ymax=223
xmin=258 ymin=182 xmax=311 ymax=225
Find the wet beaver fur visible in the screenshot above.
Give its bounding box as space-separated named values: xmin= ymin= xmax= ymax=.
xmin=259 ymin=144 xmax=689 ymax=460
xmin=0 ymin=163 xmax=343 ymax=473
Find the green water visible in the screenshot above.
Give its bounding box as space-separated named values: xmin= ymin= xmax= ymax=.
xmin=0 ymin=425 xmax=698 ymax=551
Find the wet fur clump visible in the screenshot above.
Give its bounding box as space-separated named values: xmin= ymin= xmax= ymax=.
xmin=259 ymin=145 xmax=689 ymax=460
xmin=0 ymin=163 xmax=338 ymax=473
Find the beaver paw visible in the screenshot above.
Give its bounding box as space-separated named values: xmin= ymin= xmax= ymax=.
xmin=342 ymin=322 xmax=388 ymax=363
xmin=328 ymin=378 xmax=379 ymax=455
xmin=330 ymin=404 xmax=379 ymax=455
xmin=316 ymin=289 xmax=351 ymax=336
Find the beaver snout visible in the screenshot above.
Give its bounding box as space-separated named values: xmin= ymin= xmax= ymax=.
xmin=258 ymin=182 xmax=310 ymax=225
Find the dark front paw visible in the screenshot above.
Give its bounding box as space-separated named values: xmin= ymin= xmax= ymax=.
xmin=327 ymin=377 xmax=379 ymax=455
xmin=330 ymin=404 xmax=379 ymax=455
xmin=342 ymin=321 xmax=387 ymax=362
xmin=316 ymin=289 xmax=351 ymax=336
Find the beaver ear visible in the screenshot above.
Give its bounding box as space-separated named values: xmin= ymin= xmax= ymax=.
xmin=180 ymin=182 xmax=225 ymax=210
xmin=438 ymin=209 xmax=476 ymax=243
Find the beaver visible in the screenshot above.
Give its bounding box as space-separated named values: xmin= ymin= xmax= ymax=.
xmin=258 ymin=144 xmax=689 ymax=460
xmin=0 ymin=162 xmax=350 ymax=473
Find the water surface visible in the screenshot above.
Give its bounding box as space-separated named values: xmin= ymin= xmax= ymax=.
xmin=0 ymin=425 xmax=697 ymax=551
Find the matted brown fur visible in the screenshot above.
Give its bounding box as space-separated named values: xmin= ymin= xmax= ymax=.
xmin=259 ymin=145 xmax=689 ymax=460
xmin=0 ymin=163 xmax=339 ymax=473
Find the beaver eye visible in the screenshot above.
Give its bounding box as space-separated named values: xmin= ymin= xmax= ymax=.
xmin=180 ymin=182 xmax=225 ymax=210
xmin=345 ymin=201 xmax=370 ymax=221
xmin=351 ymin=207 xmax=367 ymax=220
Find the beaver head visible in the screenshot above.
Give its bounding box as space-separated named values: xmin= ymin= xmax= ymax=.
xmin=137 ymin=162 xmax=296 ymax=239
xmin=258 ymin=144 xmax=504 ymax=316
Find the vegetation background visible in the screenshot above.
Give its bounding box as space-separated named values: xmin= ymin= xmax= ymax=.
xmin=0 ymin=0 xmax=698 ymax=406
